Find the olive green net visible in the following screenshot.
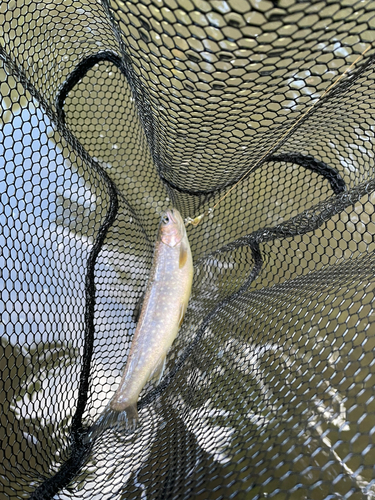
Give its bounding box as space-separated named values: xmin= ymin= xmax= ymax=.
xmin=1 ymin=0 xmax=375 ymax=498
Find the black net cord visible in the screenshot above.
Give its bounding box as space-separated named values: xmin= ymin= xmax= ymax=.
xmin=267 ymin=153 xmax=347 ymax=195
xmin=27 ymin=170 xmax=118 ymax=500
xmin=27 ymin=167 xmax=118 ymax=500
xmin=161 ymin=151 xmax=348 ymax=198
xmin=70 ymin=178 xmax=119 ymax=439
xmin=216 ymin=175 xmax=375 ymax=256
xmin=28 ymin=448 xmax=91 ymax=500
xmin=0 ymin=47 xmax=122 ymax=500
xmin=28 ymin=171 xmax=118 ymax=500
xmin=55 ymin=51 xmax=125 ymax=123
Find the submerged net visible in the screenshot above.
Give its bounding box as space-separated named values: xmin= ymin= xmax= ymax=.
xmin=2 ymin=0 xmax=375 ymax=498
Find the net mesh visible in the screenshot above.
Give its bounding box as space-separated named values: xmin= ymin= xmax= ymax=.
xmin=1 ymin=0 xmax=375 ymax=498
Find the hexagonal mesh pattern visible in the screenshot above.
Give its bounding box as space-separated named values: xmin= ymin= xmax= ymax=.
xmin=1 ymin=0 xmax=375 ymax=498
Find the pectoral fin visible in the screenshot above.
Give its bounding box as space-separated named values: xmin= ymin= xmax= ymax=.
xmin=148 ymin=356 xmax=166 ymax=385
xmin=179 ymin=240 xmax=188 ymax=268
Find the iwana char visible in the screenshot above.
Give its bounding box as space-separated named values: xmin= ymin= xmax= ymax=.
xmin=107 ymin=208 xmax=193 ymax=432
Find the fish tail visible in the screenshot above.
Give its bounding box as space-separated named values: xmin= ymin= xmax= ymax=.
xmin=84 ymin=403 xmax=139 ymax=444
xmin=118 ymin=403 xmax=139 ymax=431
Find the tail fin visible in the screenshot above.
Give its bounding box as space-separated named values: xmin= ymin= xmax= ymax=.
xmin=84 ymin=403 xmax=139 ymax=444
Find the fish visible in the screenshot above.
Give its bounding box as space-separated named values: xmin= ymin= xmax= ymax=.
xmin=87 ymin=208 xmax=193 ymax=439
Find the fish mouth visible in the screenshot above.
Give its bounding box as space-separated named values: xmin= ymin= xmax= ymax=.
xmin=165 ymin=208 xmax=177 ymax=223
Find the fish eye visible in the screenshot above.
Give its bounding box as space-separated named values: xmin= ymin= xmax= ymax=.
xmin=162 ymin=215 xmax=169 ymax=224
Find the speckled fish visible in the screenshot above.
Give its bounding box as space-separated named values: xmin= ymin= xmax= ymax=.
xmin=97 ymin=208 xmax=193 ymax=434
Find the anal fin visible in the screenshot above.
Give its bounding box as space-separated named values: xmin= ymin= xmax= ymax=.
xmin=148 ymin=356 xmax=166 ymax=385
xmin=178 ymin=303 xmax=187 ymax=328
xmin=120 ymin=403 xmax=139 ymax=432
xmin=132 ymin=291 xmax=145 ymax=323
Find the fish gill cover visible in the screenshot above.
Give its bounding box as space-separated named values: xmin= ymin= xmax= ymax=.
xmin=1 ymin=0 xmax=375 ymax=498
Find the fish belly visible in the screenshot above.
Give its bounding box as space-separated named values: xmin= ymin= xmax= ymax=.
xmin=110 ymin=278 xmax=185 ymax=411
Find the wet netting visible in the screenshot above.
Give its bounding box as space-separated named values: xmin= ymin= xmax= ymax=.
xmin=2 ymin=0 xmax=375 ymax=499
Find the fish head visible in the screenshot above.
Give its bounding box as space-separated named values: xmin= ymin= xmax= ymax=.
xmin=159 ymin=208 xmax=185 ymax=247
